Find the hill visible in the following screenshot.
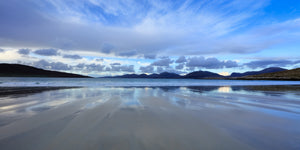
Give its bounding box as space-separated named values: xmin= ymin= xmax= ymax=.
xmin=240 ymin=68 xmax=300 ymax=80
xmin=230 ymin=67 xmax=287 ymax=77
xmin=149 ymin=72 xmax=181 ymax=78
xmin=113 ymin=72 xmax=181 ymax=79
xmin=0 ymin=64 xmax=91 ymax=78
xmin=109 ymin=71 xmax=223 ymax=79
xmin=184 ymin=71 xmax=223 ymax=79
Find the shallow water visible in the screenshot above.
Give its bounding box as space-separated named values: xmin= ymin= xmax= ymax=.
xmin=0 ymin=85 xmax=300 ymax=150
xmin=1 ymin=77 xmax=300 ymax=87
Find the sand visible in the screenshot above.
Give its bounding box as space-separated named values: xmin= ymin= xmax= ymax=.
xmin=0 ymin=86 xmax=299 ymax=150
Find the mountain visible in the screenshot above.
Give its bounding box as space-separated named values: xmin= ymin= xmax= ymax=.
xmin=0 ymin=64 xmax=91 ymax=78
xmin=2 ymin=63 xmax=297 ymax=80
xmin=184 ymin=71 xmax=223 ymax=79
xmin=230 ymin=67 xmax=287 ymax=77
xmin=241 ymin=68 xmax=300 ymax=80
xmin=111 ymin=70 xmax=222 ymax=79
xmin=114 ymin=72 xmax=181 ymax=78
xmin=116 ymin=74 xmax=148 ymax=78
xmin=149 ymin=72 xmax=181 ymax=78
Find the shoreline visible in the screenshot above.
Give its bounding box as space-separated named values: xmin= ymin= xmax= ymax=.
xmin=0 ymin=87 xmax=81 ymax=97
xmin=0 ymin=85 xmax=300 ymax=97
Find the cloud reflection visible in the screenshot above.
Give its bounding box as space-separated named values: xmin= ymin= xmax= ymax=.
xmin=1 ymin=85 xmax=300 ymax=128
xmin=218 ymin=86 xmax=232 ymax=93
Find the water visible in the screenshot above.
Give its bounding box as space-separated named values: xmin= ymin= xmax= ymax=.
xmin=1 ymin=77 xmax=300 ymax=87
xmin=0 ymin=78 xmax=300 ymax=150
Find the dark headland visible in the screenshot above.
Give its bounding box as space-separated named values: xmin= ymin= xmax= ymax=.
xmin=0 ymin=64 xmax=91 ymax=78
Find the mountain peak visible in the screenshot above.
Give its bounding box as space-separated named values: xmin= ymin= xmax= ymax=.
xmin=184 ymin=70 xmax=223 ymax=79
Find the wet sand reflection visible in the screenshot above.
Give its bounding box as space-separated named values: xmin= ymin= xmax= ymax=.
xmin=0 ymin=86 xmax=299 ymax=150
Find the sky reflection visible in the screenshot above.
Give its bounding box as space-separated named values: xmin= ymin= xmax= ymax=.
xmin=0 ymin=85 xmax=300 ymax=150
xmin=0 ymin=85 xmax=300 ymax=127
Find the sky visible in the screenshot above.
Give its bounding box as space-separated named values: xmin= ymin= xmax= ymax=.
xmin=0 ymin=0 xmax=299 ymax=77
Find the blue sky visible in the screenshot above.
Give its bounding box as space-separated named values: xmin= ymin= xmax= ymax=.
xmin=0 ymin=0 xmax=299 ymax=77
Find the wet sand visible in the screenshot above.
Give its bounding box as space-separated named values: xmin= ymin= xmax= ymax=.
xmin=0 ymin=86 xmax=299 ymax=150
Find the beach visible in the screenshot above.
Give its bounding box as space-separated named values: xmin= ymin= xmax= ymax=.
xmin=2 ymin=0 xmax=299 ymax=149
xmin=0 ymin=85 xmax=299 ymax=150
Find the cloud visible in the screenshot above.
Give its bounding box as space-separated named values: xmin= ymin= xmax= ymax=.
xmin=224 ymin=60 xmax=239 ymax=68
xmin=75 ymin=63 xmax=85 ymax=69
xmin=66 ymin=62 xmax=136 ymax=73
xmin=32 ymin=60 xmax=71 ymax=70
xmin=75 ymin=63 xmax=105 ymax=72
xmin=86 ymin=63 xmax=105 ymax=72
xmin=34 ymin=49 xmax=59 ymax=56
xmin=139 ymin=64 xmax=185 ymax=74
xmin=243 ymin=60 xmax=298 ymax=69
xmin=0 ymin=48 xmax=4 ymax=53
xmin=186 ymin=66 xmax=195 ymax=71
xmin=95 ymin=58 xmax=104 ymax=62
xmin=175 ymin=56 xmax=186 ymax=63
xmin=110 ymin=62 xmax=121 ymax=66
xmin=117 ymin=51 xmax=137 ymax=57
xmin=175 ymin=63 xmax=184 ymax=70
xmin=186 ymin=57 xmax=238 ymax=69
xmin=140 ymin=65 xmax=154 ymax=73
xmin=119 ymin=65 xmax=135 ymax=72
xmin=151 ymin=57 xmax=173 ymax=67
xmin=63 ymin=54 xmax=82 ymax=59
xmin=18 ymin=48 xmax=31 ymax=55
xmin=101 ymin=43 xmax=114 ymax=54
xmin=156 ymin=66 xmax=185 ymax=74
xmin=144 ymin=54 xmax=156 ymax=59
xmin=107 ymin=65 xmax=135 ymax=72
xmin=156 ymin=67 xmax=164 ymax=73
xmin=1 ymin=0 xmax=289 ymax=57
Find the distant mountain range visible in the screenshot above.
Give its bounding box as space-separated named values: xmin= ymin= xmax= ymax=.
xmin=0 ymin=63 xmax=299 ymax=80
xmin=108 ymin=71 xmax=221 ymax=79
xmin=109 ymin=72 xmax=181 ymax=78
xmin=229 ymin=67 xmax=287 ymax=77
xmin=108 ymin=67 xmax=297 ymax=80
xmin=0 ymin=64 xmax=90 ymax=78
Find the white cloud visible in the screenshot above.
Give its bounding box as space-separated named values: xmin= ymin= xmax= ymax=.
xmin=1 ymin=0 xmax=288 ymax=57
